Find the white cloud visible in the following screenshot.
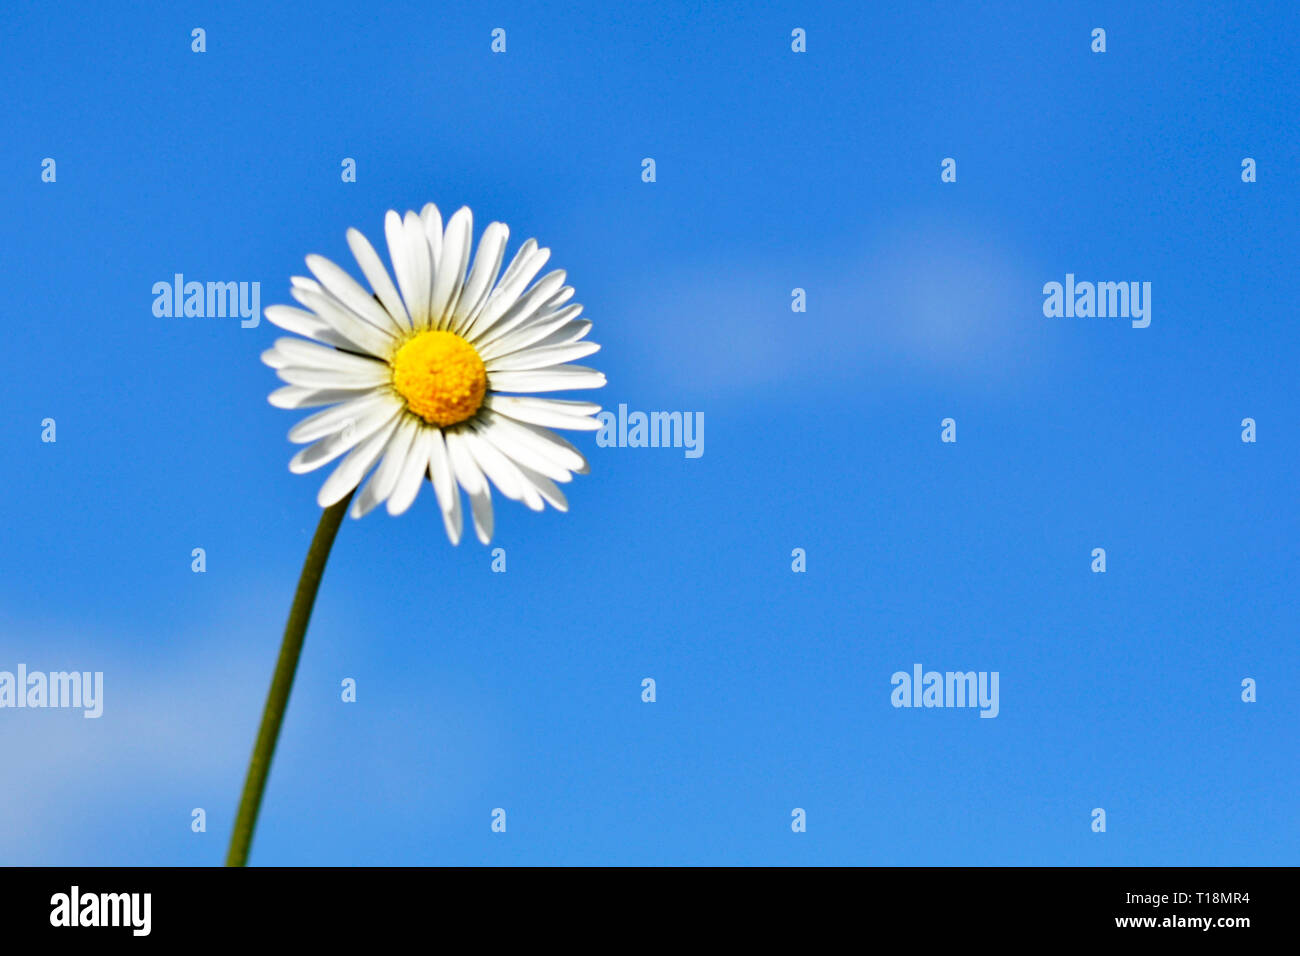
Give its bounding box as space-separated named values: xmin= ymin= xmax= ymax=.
xmin=619 ymin=212 xmax=1053 ymax=396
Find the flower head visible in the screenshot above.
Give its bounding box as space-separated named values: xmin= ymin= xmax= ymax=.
xmin=262 ymin=205 xmax=606 ymax=544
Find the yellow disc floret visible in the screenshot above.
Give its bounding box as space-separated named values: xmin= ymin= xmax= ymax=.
xmin=390 ymin=330 xmax=487 ymax=427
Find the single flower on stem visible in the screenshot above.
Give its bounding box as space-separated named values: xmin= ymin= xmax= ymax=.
xmin=226 ymin=204 xmax=605 ymax=866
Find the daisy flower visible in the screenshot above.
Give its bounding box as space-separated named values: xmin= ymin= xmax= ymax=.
xmin=260 ymin=204 xmax=606 ymax=544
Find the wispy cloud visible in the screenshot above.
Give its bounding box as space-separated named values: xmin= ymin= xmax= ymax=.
xmin=617 ymin=212 xmax=1053 ymax=397
xmin=0 ymin=608 xmax=271 ymax=863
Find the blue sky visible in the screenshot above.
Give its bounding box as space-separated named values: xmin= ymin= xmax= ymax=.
xmin=0 ymin=0 xmax=1296 ymax=865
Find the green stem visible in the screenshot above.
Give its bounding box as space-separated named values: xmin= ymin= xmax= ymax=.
xmin=225 ymin=492 xmax=353 ymax=867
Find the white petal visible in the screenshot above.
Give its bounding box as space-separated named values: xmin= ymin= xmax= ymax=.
xmin=478 ymin=418 xmax=573 ymax=483
xmin=290 ymin=286 xmax=396 ymax=359
xmin=261 ymin=347 xmax=288 ymax=368
xmin=464 ymin=427 xmax=541 ymax=509
xmin=427 ymin=429 xmax=462 ymax=544
xmin=306 ymin=254 xmax=404 ymax=340
xmin=473 ymin=269 xmax=568 ymax=348
xmin=264 ymin=305 xmax=352 ymax=349
xmin=541 ymin=285 xmax=575 ymax=310
xmin=276 ymin=364 xmax=392 ymax=389
xmin=420 ymin=204 xmax=443 ymax=275
xmin=524 ymin=422 xmax=590 ymax=475
xmin=443 ymin=482 xmax=464 ymax=544
xmin=404 ymin=211 xmax=434 ymax=327
xmin=513 ymin=461 xmax=569 ymax=512
xmin=386 ymin=427 xmax=435 ymax=516
xmin=481 ymin=410 xmax=589 ymax=473
xmin=451 ymin=222 xmax=508 ymax=334
xmin=290 ymin=275 xmax=324 ymax=294
xmin=347 ymin=227 xmax=411 ymax=331
xmin=520 ymin=319 xmax=593 ymax=351
xmin=485 ymin=395 xmax=603 ymax=432
xmin=445 ymin=430 xmax=493 ymax=543
xmin=317 ymin=415 xmax=402 ymax=508
xmin=269 ymin=384 xmax=377 ymax=409
xmin=351 ymin=416 xmax=420 ymax=517
xmin=272 ymin=337 xmax=389 ymax=375
xmin=487 ymin=366 xmax=606 ymax=393
xmin=426 ymin=429 xmax=456 ymax=511
xmin=490 ymin=395 xmax=603 ymax=416
xmin=465 ymin=485 xmax=493 ymax=543
xmin=478 ymin=305 xmax=585 ymax=360
xmin=464 ymin=242 xmax=549 ymax=339
xmin=386 ymin=210 xmax=430 ymax=327
xmin=430 ymin=207 xmax=472 ymax=329
xmin=498 ymin=238 xmax=543 ymax=289
xmin=485 ymin=340 xmax=600 ymax=372
xmin=289 ymin=403 xmax=400 ymax=474
xmin=443 ymin=429 xmax=485 ymax=495
xmin=288 ymin=391 xmax=397 ymax=444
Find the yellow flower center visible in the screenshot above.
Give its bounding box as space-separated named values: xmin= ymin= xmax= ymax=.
xmin=390 ymin=330 xmax=487 ymax=427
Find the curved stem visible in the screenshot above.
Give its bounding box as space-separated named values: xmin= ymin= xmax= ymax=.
xmin=225 ymin=492 xmax=353 ymax=866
